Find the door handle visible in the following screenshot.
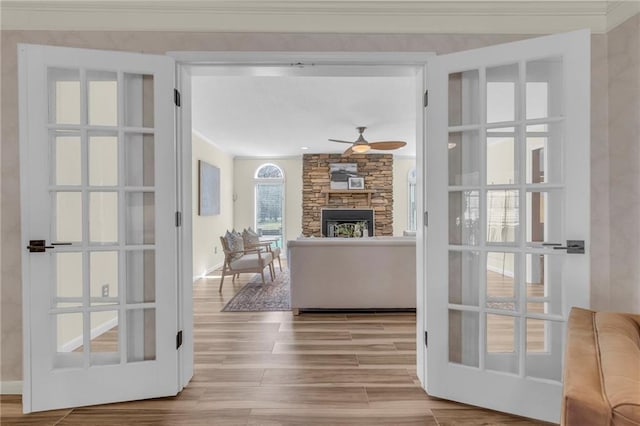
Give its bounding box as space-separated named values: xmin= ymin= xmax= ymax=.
xmin=26 ymin=240 xmax=71 ymax=253
xmin=26 ymin=240 xmax=53 ymax=252
xmin=542 ymin=240 xmax=585 ymax=254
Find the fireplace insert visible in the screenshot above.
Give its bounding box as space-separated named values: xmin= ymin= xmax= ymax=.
xmin=321 ymin=208 xmax=374 ymax=237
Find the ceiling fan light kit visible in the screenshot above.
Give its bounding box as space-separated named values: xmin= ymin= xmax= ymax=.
xmin=329 ymin=126 xmax=406 ymax=156
xmin=352 ymin=144 xmax=371 ymax=153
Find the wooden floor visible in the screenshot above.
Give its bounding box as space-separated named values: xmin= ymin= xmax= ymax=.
xmin=1 ymin=267 xmax=552 ymax=425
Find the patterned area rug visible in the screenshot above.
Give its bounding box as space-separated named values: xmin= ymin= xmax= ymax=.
xmin=221 ymin=268 xmax=291 ymax=312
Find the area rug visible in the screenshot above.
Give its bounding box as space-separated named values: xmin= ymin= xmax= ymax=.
xmin=221 ymin=268 xmax=291 ymax=312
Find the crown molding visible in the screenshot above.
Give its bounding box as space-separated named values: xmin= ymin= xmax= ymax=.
xmin=0 ymin=1 xmax=621 ymax=34
xmin=192 ymin=128 xmax=235 ymax=157
xmin=606 ymin=0 xmax=640 ymax=31
xmin=193 ymin=130 xmax=314 ymax=159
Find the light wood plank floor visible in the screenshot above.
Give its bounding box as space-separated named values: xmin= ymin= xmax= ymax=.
xmin=1 ymin=266 xmax=553 ymax=425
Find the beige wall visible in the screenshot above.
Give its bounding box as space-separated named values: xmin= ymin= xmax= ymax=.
xmin=233 ymin=158 xmax=303 ymax=251
xmin=0 ymin=28 xmax=635 ymax=383
xmin=393 ymin=157 xmax=416 ymax=236
xmin=589 ymin=33 xmax=612 ymax=311
xmin=608 ymin=14 xmax=640 ymax=313
xmin=192 ymin=132 xmax=234 ymax=279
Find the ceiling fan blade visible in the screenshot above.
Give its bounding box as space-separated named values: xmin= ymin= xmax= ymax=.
xmin=329 ymin=139 xmax=355 ymax=144
xmin=369 ymin=141 xmax=407 ymax=150
xmin=342 ymin=146 xmax=354 ymax=156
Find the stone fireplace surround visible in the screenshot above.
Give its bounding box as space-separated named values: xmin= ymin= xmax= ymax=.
xmin=302 ymin=153 xmax=393 ymax=236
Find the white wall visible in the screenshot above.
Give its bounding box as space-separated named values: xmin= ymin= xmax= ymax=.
xmin=233 ymin=158 xmax=303 ymax=253
xmin=393 ymin=157 xmax=416 ymax=236
xmin=192 ymin=132 xmax=234 ymax=279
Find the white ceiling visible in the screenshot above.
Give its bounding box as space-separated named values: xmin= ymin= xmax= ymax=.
xmin=192 ymin=71 xmax=418 ymax=157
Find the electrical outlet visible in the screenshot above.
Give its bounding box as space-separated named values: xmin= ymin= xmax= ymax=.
xmin=102 ymin=284 xmax=109 ymax=298
xmin=214 ymin=246 xmax=217 ymax=254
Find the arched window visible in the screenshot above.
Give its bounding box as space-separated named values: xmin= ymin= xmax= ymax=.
xmin=408 ymin=168 xmax=417 ymax=231
xmin=254 ymin=164 xmax=285 ymax=248
xmin=255 ymin=164 xmax=283 ymax=179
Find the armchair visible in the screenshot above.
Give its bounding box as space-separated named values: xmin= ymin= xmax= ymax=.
xmin=218 ymin=235 xmax=274 ymax=292
xmin=242 ymin=228 xmax=282 ymax=272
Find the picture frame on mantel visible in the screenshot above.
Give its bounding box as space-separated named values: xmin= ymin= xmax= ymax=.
xmin=348 ymin=177 xmax=364 ymax=190
xmin=330 ymin=163 xmax=357 ymax=189
xmin=199 ymin=160 xmax=220 ymax=216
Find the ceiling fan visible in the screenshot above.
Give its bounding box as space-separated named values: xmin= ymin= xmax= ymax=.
xmin=329 ymin=126 xmax=407 ymax=156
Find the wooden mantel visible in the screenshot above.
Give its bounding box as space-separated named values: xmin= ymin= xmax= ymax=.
xmin=321 ymin=189 xmax=375 ymax=206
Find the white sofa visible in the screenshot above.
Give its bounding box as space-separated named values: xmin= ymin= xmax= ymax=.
xmin=288 ymin=237 xmax=416 ymax=313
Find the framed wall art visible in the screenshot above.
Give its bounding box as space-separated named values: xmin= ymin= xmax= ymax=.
xmin=348 ymin=177 xmax=364 ymax=190
xmin=199 ymin=160 xmax=220 ymax=216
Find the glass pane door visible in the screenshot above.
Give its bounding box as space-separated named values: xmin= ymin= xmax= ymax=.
xmin=425 ymin=30 xmax=590 ymax=423
xmin=21 ymin=44 xmax=177 ymax=413
xmin=447 ymin=57 xmax=566 ymax=382
xmin=255 ymin=183 xmax=284 ymax=248
xmin=49 ymin=67 xmax=158 ymax=367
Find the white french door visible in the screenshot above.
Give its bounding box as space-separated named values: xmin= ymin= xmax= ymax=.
xmin=19 ymin=44 xmax=180 ymax=412
xmin=424 ymin=30 xmax=590 ymax=422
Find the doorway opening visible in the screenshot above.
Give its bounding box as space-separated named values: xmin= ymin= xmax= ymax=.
xmin=184 ymin=59 xmax=423 ymax=279
xmin=177 ymin=55 xmax=428 ymax=400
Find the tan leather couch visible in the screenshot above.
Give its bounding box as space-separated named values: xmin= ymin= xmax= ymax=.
xmin=562 ymin=307 xmax=640 ymax=425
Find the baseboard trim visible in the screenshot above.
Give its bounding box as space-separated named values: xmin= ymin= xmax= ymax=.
xmin=193 ymin=262 xmax=223 ymax=282
xmin=60 ymin=316 xmax=119 ymax=353
xmin=1 ymin=381 xmax=22 ymax=395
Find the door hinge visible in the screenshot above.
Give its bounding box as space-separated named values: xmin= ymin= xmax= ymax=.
xmin=176 ymin=330 xmax=183 ymax=349
xmin=424 ymin=211 xmax=428 ymax=227
xmin=175 ymin=211 xmax=182 ymax=227
xmin=174 ymin=89 xmax=181 ymax=107
xmin=423 ymin=90 xmax=428 ymax=107
xmin=424 ymin=331 xmax=428 ymax=348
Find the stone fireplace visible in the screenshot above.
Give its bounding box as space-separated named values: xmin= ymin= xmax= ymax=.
xmin=302 ymin=153 xmax=393 ymax=236
xmin=321 ymin=208 xmax=374 ymax=237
